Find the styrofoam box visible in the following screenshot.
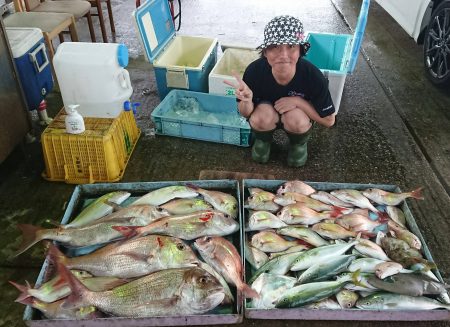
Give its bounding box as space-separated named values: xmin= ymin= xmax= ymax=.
xmin=133 ymin=0 xmax=218 ymax=100
xmin=209 ymin=47 xmax=260 ymax=97
xmin=151 ymin=89 xmax=251 ymax=146
xmin=304 ymin=32 xmax=353 ymax=113
xmin=5 ymin=27 xmax=53 ymax=111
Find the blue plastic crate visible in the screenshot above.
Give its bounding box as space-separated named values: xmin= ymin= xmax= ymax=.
xmin=151 ymin=90 xmax=251 ymax=146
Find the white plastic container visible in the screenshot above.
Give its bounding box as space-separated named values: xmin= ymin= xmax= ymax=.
xmin=209 ymin=47 xmax=259 ymax=97
xmin=65 ymin=104 xmax=85 ymax=134
xmin=53 ymin=42 xmax=133 ymax=118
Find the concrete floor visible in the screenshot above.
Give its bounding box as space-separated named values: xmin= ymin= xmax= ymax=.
xmin=1 ymin=0 xmax=450 ymax=326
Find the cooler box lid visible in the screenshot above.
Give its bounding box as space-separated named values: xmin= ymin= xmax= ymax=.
xmin=133 ymin=0 xmax=175 ymax=63
xmin=5 ymin=27 xmax=43 ymax=58
xmin=347 ymin=0 xmax=370 ymax=73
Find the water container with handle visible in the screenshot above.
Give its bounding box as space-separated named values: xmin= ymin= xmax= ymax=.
xmin=53 ymin=42 xmax=133 ymax=118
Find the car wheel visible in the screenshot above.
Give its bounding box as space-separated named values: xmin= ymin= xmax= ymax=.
xmin=423 ymin=1 xmax=450 ymax=87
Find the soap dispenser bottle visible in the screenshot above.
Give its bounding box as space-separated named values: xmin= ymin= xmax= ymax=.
xmin=65 ymin=104 xmax=85 ymax=134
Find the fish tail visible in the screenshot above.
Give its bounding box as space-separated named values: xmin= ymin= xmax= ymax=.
xmin=47 ymin=243 xmax=68 ymax=267
xmin=9 ymin=280 xmax=31 ymax=302
xmin=112 ymin=225 xmax=139 ymax=238
xmin=410 ymin=187 xmax=424 ymax=200
xmin=57 ymin=262 xmax=91 ymax=310
xmin=350 ymin=269 xmax=364 ymax=287
xmin=14 ymin=295 xmax=36 ymax=306
xmin=238 ymin=281 xmax=260 ymax=299
xmin=14 ymin=224 xmax=44 ymax=257
xmin=185 ymin=182 xmax=200 ymax=191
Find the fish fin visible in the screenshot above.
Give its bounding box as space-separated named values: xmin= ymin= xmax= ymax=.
xmin=14 ymin=224 xmax=44 ymax=257
xmin=47 ymin=243 xmax=68 ymax=267
xmin=185 ymin=182 xmax=200 ymax=191
xmin=112 ymin=225 xmax=138 ymax=238
xmin=8 ymin=280 xmax=31 ymax=302
xmin=411 ymin=187 xmax=424 ymax=200
xmin=350 ymin=269 xmax=364 ymax=287
xmin=239 ymin=282 xmax=260 ymax=299
xmin=331 ymin=206 xmax=346 ymax=218
xmin=14 ymin=296 xmax=35 ymax=306
xmin=58 ymin=263 xmax=91 ymax=310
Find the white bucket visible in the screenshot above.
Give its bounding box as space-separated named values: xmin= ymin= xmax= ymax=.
xmin=53 ymin=42 xmax=133 ymax=118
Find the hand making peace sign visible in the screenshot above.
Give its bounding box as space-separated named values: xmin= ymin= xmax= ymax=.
xmin=223 ymin=72 xmax=253 ymax=103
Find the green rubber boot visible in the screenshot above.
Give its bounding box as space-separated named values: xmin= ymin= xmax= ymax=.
xmin=251 ymin=130 xmax=274 ymax=164
xmin=287 ymin=129 xmax=312 ymax=167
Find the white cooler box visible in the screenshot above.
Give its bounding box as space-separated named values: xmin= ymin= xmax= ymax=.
xmin=133 ymin=0 xmax=218 ymax=100
xmin=209 ymin=47 xmax=259 ymax=97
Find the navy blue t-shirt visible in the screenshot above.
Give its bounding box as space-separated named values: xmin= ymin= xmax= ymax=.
xmin=242 ymin=57 xmax=335 ymax=118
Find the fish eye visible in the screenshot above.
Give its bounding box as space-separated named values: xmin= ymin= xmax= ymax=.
xmin=347 ymin=303 xmax=352 ymax=308
xmin=199 ymin=276 xmax=208 ymax=283
xmin=177 ymin=243 xmax=185 ymax=250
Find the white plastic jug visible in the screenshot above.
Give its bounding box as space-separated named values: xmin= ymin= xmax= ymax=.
xmin=53 ymin=42 xmax=133 ymax=118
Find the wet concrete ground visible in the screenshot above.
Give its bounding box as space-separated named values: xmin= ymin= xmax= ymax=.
xmin=1 ymin=0 xmax=449 ymax=326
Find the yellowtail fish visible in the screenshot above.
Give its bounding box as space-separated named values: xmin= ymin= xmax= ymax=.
xmin=60 ymin=264 xmax=226 ymax=317
xmin=131 ymin=185 xmax=198 ymax=206
xmin=297 ymin=254 xmax=356 ymax=284
xmin=160 ymin=198 xmax=213 ymax=215
xmin=186 ymin=183 xmax=238 ymax=219
xmin=64 ymin=191 xmax=131 ymax=229
xmin=47 ymin=235 xmax=198 ymax=279
xmin=194 ymin=236 xmax=259 ymax=298
xmin=276 ymin=180 xmax=316 ymax=196
xmin=362 ymin=187 xmax=424 ymax=206
xmin=250 ymin=273 xmax=297 ymax=309
xmin=113 ymin=210 xmax=239 ymax=240
xmin=277 ymin=225 xmax=329 ymax=247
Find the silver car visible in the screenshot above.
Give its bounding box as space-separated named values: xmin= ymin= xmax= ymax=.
xmin=376 ymin=0 xmax=450 ymax=86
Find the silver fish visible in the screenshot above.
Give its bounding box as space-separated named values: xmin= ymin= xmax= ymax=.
xmin=249 ymin=251 xmax=304 ymax=284
xmin=244 ymin=241 xmax=269 ymax=269
xmin=310 ymin=191 xmax=354 ymax=208
xmin=367 ymin=273 xmax=450 ymax=296
xmin=356 ymin=292 xmax=450 ymax=310
xmin=330 ymin=189 xmax=380 ymax=213
xmin=348 ymin=257 xmax=387 ymax=273
xmin=131 ymin=186 xmax=198 ymax=206
xmin=250 ymin=273 xmax=297 ymax=309
xmin=297 ymin=255 xmax=356 ymax=284
xmin=64 ymin=191 xmax=131 ymax=229
xmin=354 ymin=238 xmax=390 ymax=261
xmin=160 ymin=198 xmax=213 ymax=215
xmin=305 ymin=298 xmax=342 ymax=310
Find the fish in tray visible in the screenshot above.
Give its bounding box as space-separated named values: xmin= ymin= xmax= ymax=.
xmin=63 ymin=191 xmax=131 ymax=229
xmin=14 ymin=213 xmax=162 ymax=256
xmin=356 ymin=292 xmax=450 ymax=310
xmin=131 ymin=185 xmax=199 ymax=206
xmin=47 ymin=235 xmax=199 ymax=279
xmin=194 ymin=236 xmax=259 ymax=298
xmin=113 ymin=210 xmax=239 ymax=240
xmin=186 ymin=183 xmax=239 ymax=219
xmin=362 ymin=187 xmax=424 ymax=206
xmin=59 ymin=264 xmax=226 ymax=317
xmin=160 ymin=198 xmax=213 ymax=215
xmin=277 ymin=180 xmax=316 ymax=196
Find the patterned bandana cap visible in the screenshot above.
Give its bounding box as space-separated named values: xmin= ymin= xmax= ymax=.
xmin=258 ymin=15 xmax=308 ymax=51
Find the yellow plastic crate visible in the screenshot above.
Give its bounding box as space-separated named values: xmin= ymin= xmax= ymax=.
xmin=41 ymin=109 xmax=140 ymax=184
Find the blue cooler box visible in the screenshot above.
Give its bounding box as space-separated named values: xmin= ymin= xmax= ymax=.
xmin=6 ymin=27 xmax=53 ymax=111
xmin=133 ymin=0 xmax=218 ymax=100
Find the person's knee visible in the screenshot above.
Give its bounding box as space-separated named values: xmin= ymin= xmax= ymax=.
xmin=250 ymin=103 xmax=279 ymax=130
xmin=281 ymin=113 xmax=311 ymax=133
